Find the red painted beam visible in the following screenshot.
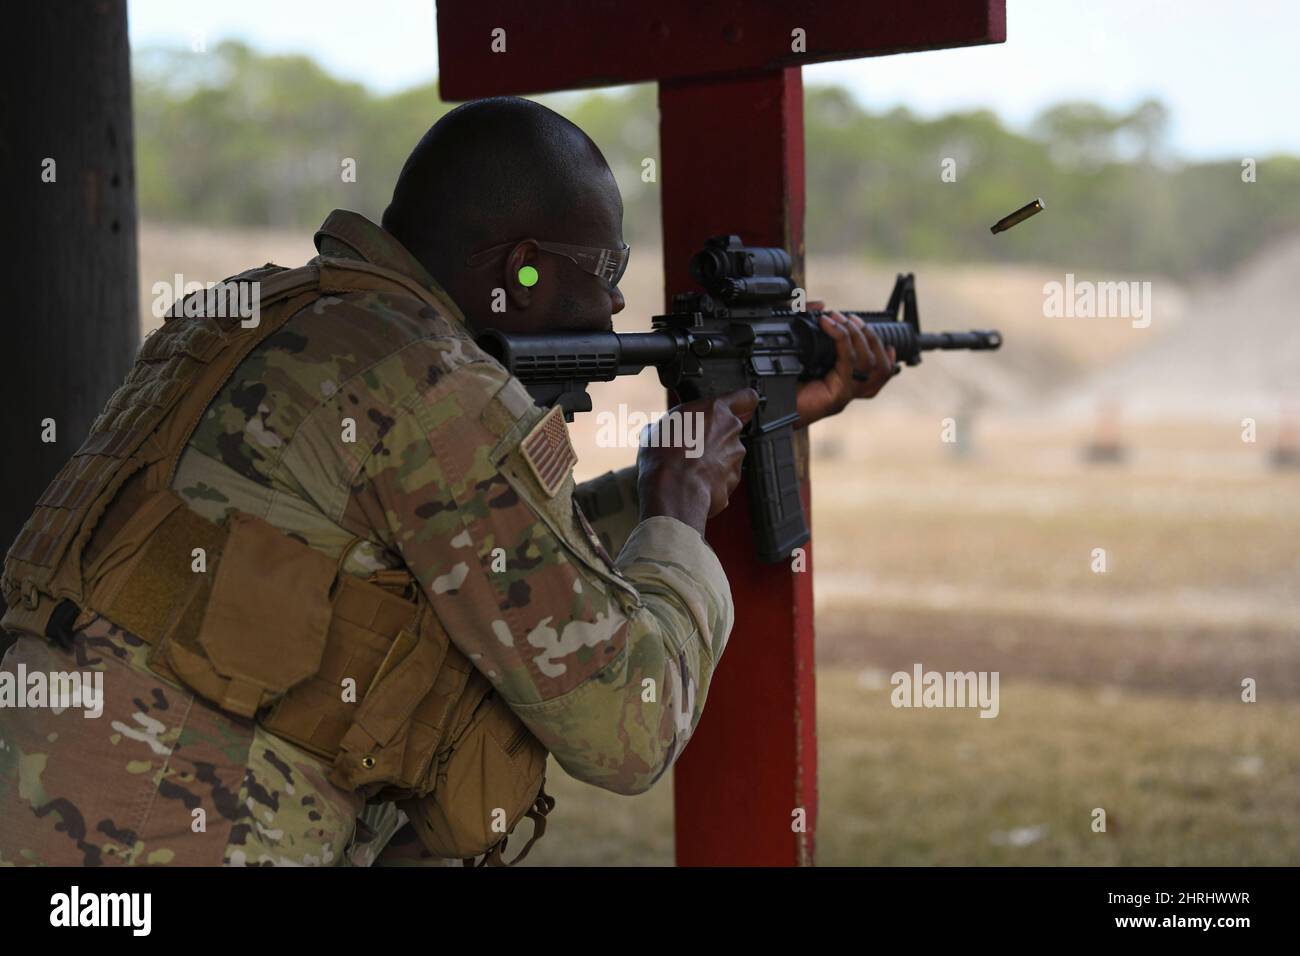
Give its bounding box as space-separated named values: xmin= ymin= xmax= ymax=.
xmin=436 ymin=0 xmax=1006 ymax=100
xmin=659 ymin=69 xmax=816 ymax=866
xmin=434 ymin=0 xmax=1008 ymax=866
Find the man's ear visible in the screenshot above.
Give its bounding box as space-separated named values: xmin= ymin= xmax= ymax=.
xmin=503 ymin=241 xmax=541 ymax=310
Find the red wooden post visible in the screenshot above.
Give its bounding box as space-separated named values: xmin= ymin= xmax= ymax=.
xmin=436 ymin=0 xmax=1006 ymax=866
xmin=659 ymin=69 xmax=816 ymax=866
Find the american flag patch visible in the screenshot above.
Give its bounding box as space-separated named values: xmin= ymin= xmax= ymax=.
xmin=519 ymin=405 xmax=577 ymax=498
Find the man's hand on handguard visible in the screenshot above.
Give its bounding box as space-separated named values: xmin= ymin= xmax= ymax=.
xmin=795 ymin=300 xmax=899 ymax=426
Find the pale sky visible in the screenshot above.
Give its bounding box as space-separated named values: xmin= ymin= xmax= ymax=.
xmin=128 ymin=0 xmax=1300 ymax=161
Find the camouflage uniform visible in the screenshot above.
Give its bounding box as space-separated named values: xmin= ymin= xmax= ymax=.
xmin=0 ymin=209 xmax=733 ymax=866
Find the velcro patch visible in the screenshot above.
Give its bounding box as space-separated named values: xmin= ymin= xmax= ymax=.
xmin=520 ymin=405 xmax=578 ymax=498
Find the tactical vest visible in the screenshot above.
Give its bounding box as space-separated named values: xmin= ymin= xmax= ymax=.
xmin=1 ymin=257 xmax=552 ymax=866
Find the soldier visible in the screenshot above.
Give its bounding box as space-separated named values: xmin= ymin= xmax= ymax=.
xmin=0 ymin=96 xmax=896 ymax=866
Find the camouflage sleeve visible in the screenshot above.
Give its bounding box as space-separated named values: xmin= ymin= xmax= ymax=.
xmin=573 ymin=466 xmax=640 ymax=558
xmin=362 ymin=358 xmax=734 ymax=796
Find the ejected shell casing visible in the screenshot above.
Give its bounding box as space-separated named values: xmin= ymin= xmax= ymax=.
xmin=990 ymin=197 xmax=1045 ymax=234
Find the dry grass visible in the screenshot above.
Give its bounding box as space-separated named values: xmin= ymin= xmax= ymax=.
xmin=528 ymin=672 xmax=1300 ymax=866
xmin=815 ymin=671 xmax=1300 ymax=866
xmin=531 ymin=419 xmax=1300 ymax=866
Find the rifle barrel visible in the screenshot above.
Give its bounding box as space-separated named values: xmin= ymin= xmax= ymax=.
xmin=915 ymin=329 xmax=1002 ymax=350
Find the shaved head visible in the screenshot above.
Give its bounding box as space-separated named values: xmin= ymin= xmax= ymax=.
xmin=382 ymin=97 xmax=624 ymax=330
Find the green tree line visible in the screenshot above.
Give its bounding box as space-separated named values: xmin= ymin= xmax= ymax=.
xmin=134 ymin=41 xmax=1300 ymax=278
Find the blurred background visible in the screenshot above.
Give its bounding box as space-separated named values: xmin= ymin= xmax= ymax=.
xmin=127 ymin=0 xmax=1300 ymax=864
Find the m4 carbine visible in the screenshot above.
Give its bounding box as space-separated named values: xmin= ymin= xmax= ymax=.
xmin=477 ymin=234 xmax=1002 ymax=563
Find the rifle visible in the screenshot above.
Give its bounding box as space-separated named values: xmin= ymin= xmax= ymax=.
xmin=477 ymin=234 xmax=1002 ymax=563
